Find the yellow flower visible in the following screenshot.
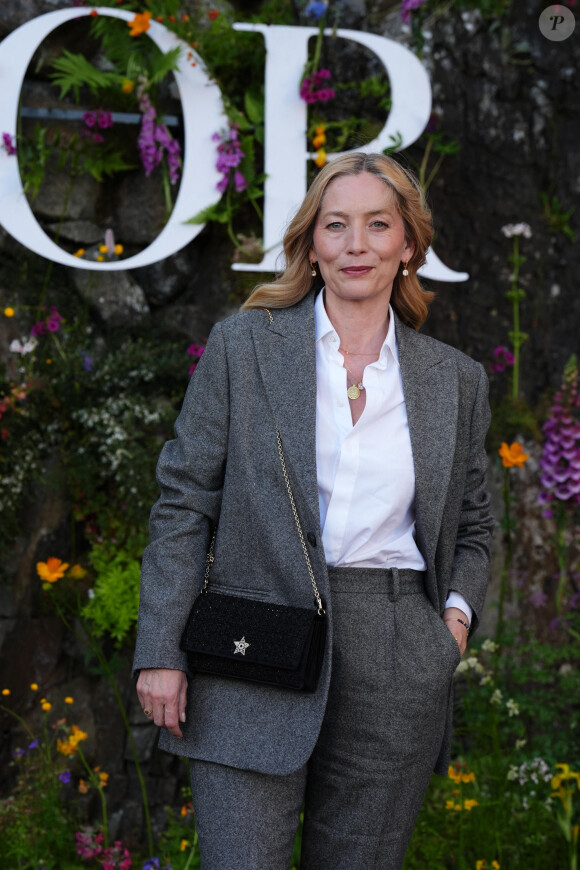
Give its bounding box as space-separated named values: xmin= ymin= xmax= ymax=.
xmin=492 ymin=862 xmax=500 ymax=869
xmin=464 ymin=799 xmax=479 ymax=811
xmin=312 ymin=133 xmax=326 ymax=148
xmin=99 ymin=244 xmax=108 ymax=253
xmin=476 ymin=862 xmax=487 ymax=870
xmin=114 ymin=244 xmax=124 ymax=254
xmin=552 ymin=763 xmax=580 ymax=790
xmin=64 ymin=696 xmax=74 ymax=705
xmin=98 ymin=771 xmax=109 ymax=787
xmin=314 ymin=149 xmax=327 ymax=168
xmin=36 ymin=558 xmax=70 ymax=583
xmin=122 ymin=78 xmax=135 ymax=94
xmin=41 ymin=701 xmax=52 ymax=712
xmin=461 ymin=771 xmax=476 ymax=783
xmin=57 ymin=738 xmax=75 ymax=756
xmin=68 ymin=564 xmax=87 ymax=579
xmin=314 ymin=124 xmax=326 ymax=135
xmin=73 ymin=249 xmax=85 ymax=258
xmin=78 ymin=779 xmax=89 ymax=794
xmin=127 ymin=11 xmax=152 ymax=36
xmin=45 ymin=359 xmax=52 ymax=365
xmin=498 ymin=442 xmax=529 ymax=468
xmin=180 ymin=840 xmax=189 ymax=851
xmin=70 ymin=724 xmax=88 ymax=745
xmin=30 ymin=683 xmax=38 ymax=691
xmin=445 ymin=799 xmax=456 ymax=810
xmin=4 ymin=307 xmax=15 ymax=317
xmin=96 ymin=255 xmax=104 ymax=262
xmin=1 ymin=688 xmax=10 ymax=696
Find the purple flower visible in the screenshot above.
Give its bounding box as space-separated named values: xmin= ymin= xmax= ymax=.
xmin=31 ymin=322 xmax=47 ymax=337
xmin=529 ymin=590 xmax=548 ymax=608
xmin=305 ymin=0 xmax=327 ymax=18
xmin=97 ymin=109 xmax=113 ymax=129
xmin=92 ymin=133 xmax=104 ymax=144
xmin=234 ymin=170 xmax=247 ymax=193
xmin=2 ymin=132 xmax=17 ymax=155
xmin=81 ymin=350 xmax=93 ymax=372
xmin=13 ymin=748 xmax=26 ymax=757
xmin=213 ymin=124 xmax=245 ymax=193
xmin=300 ymin=71 xmax=336 ymax=105
xmin=28 ymin=739 xmax=39 ymax=750
xmin=538 ymin=361 xmax=580 ymax=509
xmin=59 ymin=770 xmax=71 ymax=784
xmin=401 ymin=0 xmax=428 ymax=24
xmin=142 ymin=859 xmax=160 ymax=870
xmin=83 ymin=112 xmax=96 ymax=128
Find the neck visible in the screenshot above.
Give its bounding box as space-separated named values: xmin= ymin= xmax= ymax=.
xmin=323 ymin=292 xmax=391 ymax=354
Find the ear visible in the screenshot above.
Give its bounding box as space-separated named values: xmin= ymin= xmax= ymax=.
xmin=402 ymin=238 xmax=415 ymax=262
xmin=309 ymin=244 xmax=317 ymax=264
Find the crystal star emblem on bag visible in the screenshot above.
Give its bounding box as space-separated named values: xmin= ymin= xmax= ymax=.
xmin=233 ymin=636 xmax=250 ymax=655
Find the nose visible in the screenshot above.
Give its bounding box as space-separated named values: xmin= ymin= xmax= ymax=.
xmin=346 ymin=222 xmax=367 ymax=255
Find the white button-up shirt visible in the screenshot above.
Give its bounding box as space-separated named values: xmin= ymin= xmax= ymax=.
xmin=314 ymin=291 xmax=471 ymax=620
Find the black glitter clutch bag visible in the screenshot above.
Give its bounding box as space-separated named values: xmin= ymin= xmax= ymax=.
xmin=180 ymin=428 xmax=326 ymax=693
xmin=180 ymin=591 xmax=326 ymax=692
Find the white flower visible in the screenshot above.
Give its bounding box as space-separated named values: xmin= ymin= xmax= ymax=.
xmin=87 ymin=589 xmax=95 ymax=599
xmin=480 ymin=675 xmax=493 ymax=686
xmin=481 ymin=639 xmax=498 ymax=653
xmin=456 ymin=660 xmax=469 ymax=674
xmin=507 ymin=765 xmax=518 ymax=781
xmin=490 ymin=689 xmax=503 ymax=706
xmin=515 ymin=738 xmax=527 ymax=750
xmin=506 ymin=698 xmax=520 ymax=717
xmin=466 ymin=656 xmax=479 ymax=669
xmin=9 ymin=336 xmax=38 ymax=355
xmin=501 ymin=222 xmax=532 ymax=238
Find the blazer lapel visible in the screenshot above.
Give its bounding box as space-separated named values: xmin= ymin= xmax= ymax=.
xmin=396 ymin=317 xmax=459 ymax=609
xmin=251 ymin=293 xmax=321 ymax=532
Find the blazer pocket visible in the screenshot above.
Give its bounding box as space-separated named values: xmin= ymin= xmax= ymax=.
xmin=210 ymin=584 xmax=272 ymax=601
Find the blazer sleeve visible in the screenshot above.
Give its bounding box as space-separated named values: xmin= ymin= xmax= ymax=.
xmin=133 ymin=322 xmax=230 ymax=673
xmin=448 ymin=364 xmax=495 ymax=634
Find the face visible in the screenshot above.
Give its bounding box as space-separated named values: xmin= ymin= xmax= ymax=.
xmin=309 ymin=172 xmax=415 ymax=309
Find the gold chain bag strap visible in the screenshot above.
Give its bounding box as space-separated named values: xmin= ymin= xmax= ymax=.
xmin=179 ymin=311 xmax=327 ymax=692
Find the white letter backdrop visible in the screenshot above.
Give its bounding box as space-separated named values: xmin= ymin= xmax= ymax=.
xmin=0 ymin=10 xmax=467 ymax=280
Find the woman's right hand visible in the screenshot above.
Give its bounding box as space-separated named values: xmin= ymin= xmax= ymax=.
xmin=136 ymin=668 xmax=188 ymax=738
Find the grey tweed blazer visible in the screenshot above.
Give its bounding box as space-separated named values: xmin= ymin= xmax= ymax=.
xmin=133 ymin=290 xmax=493 ymax=776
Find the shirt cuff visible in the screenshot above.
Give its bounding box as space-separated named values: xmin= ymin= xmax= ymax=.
xmin=444 ymin=592 xmax=473 ymax=625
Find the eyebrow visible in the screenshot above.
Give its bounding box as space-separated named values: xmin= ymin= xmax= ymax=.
xmin=321 ymin=208 xmax=396 ymax=219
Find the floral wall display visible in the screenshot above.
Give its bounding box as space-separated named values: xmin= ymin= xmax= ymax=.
xmin=0 ymin=0 xmax=579 ymax=867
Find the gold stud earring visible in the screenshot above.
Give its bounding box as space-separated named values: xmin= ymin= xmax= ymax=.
xmin=402 ymin=261 xmax=409 ymax=276
xmin=310 ymin=261 xmax=317 ymax=277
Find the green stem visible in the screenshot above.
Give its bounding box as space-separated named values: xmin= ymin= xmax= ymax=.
xmin=418 ymin=136 xmax=432 ymax=193
xmin=494 ymin=467 xmax=512 ymax=671
xmin=50 ymin=596 xmax=154 ymax=856
xmin=511 ymin=237 xmax=520 ymax=400
xmin=77 ymin=744 xmax=109 ymax=847
xmin=183 ymin=831 xmax=199 ymax=870
xmin=554 ymin=508 xmax=568 ymax=615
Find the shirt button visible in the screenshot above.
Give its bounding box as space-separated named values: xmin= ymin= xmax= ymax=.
xmin=330 ymin=335 xmax=337 ymax=343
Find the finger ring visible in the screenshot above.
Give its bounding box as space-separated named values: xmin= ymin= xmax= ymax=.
xmin=143 ymin=708 xmax=152 ymax=717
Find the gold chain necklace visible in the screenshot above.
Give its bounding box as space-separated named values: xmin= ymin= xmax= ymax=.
xmin=343 ymin=358 xmax=378 ymax=401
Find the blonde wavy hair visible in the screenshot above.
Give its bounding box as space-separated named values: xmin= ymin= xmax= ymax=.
xmin=242 ymin=152 xmax=435 ymax=330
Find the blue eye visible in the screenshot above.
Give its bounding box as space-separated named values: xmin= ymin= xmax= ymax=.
xmin=327 ymin=222 xmax=343 ymax=229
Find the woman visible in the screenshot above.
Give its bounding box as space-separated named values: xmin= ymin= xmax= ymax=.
xmin=134 ymin=152 xmax=493 ymax=869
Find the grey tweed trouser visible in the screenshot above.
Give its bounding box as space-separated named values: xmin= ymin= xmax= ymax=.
xmin=190 ymin=566 xmax=460 ymax=870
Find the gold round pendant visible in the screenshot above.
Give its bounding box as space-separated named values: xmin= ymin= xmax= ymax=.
xmin=347 ymin=384 xmax=361 ymax=400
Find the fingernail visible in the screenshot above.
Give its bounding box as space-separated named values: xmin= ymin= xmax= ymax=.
xmin=180 ymin=712 xmax=186 ymax=722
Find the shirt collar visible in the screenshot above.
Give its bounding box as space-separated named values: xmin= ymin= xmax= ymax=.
xmin=314 ymin=290 xmax=400 ymax=368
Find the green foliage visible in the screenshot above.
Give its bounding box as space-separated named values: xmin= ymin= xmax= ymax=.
xmin=541 ymin=193 xmax=576 ymax=243
xmin=488 ymin=395 xmax=541 ymax=450
xmin=50 ymin=51 xmax=125 ymax=100
xmin=82 ymin=541 xmax=144 ymax=645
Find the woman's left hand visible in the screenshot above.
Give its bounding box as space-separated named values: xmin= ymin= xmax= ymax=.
xmin=442 ymin=607 xmax=469 ymax=656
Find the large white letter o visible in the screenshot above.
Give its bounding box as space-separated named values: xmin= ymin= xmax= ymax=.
xmin=0 ymin=7 xmax=226 ymax=270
